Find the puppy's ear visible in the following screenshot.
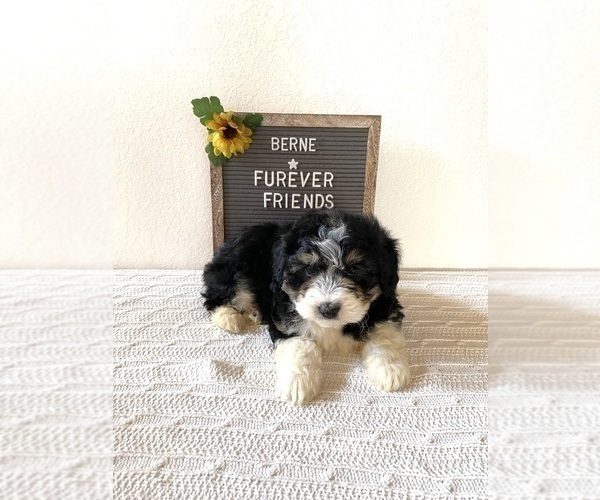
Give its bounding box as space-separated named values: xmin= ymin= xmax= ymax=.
xmin=378 ymin=233 xmax=400 ymax=299
xmin=271 ymin=239 xmax=286 ymax=292
xmin=271 ymin=212 xmax=323 ymax=293
xmin=271 ymin=231 xmax=294 ymax=292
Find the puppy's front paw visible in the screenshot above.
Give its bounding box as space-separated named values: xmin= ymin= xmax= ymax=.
xmin=363 ymin=322 xmax=410 ymax=392
xmin=274 ymin=337 xmax=323 ymax=406
xmin=365 ymin=359 xmax=410 ymax=392
xmin=276 ymin=371 xmax=320 ymax=406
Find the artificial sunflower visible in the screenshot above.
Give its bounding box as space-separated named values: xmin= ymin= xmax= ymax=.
xmin=206 ymin=111 xmax=253 ymax=159
xmin=192 ymin=96 xmax=262 ymax=167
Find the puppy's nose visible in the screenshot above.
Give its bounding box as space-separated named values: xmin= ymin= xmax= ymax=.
xmin=319 ymin=301 xmax=341 ymax=319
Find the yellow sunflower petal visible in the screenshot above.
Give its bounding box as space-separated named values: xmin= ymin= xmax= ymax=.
xmin=217 ymin=138 xmax=229 ymax=150
xmin=205 ymin=109 xmax=257 ymax=161
xmin=217 ymin=112 xmax=232 ymax=125
xmin=231 ymin=138 xmax=244 ymax=153
xmin=205 ymin=120 xmax=220 ymax=131
xmin=212 ymin=113 xmax=226 ymax=124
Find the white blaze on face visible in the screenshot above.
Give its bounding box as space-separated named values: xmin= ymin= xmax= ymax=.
xmin=292 ymin=223 xmax=369 ymax=328
xmin=294 ymin=273 xmax=370 ymax=328
xmin=315 ymin=224 xmax=346 ymax=267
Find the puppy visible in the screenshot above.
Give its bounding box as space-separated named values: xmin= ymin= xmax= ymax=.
xmin=202 ymin=210 xmax=410 ymax=405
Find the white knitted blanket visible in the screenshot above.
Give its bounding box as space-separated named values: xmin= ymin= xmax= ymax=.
xmin=112 ymin=270 xmax=488 ymax=499
xmin=5 ymin=270 xmax=599 ymax=498
xmin=0 ymin=271 xmax=113 ymax=499
xmin=1 ymin=270 xmax=489 ymax=499
xmin=489 ymin=271 xmax=600 ymax=498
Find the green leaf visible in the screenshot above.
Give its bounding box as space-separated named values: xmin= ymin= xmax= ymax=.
xmin=208 ymin=96 xmax=224 ymax=114
xmin=207 ymin=150 xmax=226 ymax=167
xmin=191 ymin=97 xmax=211 ymax=123
xmin=242 ymin=113 xmax=263 ymax=129
xmin=191 ymin=96 xmax=225 ymax=125
xmin=212 ymin=155 xmax=226 ymax=168
xmin=205 ymin=143 xmax=213 ymax=154
xmin=231 ymin=113 xmax=243 ymax=126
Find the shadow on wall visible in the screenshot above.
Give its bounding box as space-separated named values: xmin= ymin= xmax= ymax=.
xmin=378 ymin=144 xmax=456 ymax=212
xmin=377 ymin=144 xmax=487 ymax=267
xmin=489 ymin=147 xmax=600 ymax=268
xmin=489 ymin=148 xmax=541 ymax=264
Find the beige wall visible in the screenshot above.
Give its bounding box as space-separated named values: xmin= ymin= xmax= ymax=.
xmin=0 ymin=0 xmax=112 ymax=268
xmin=2 ymin=1 xmax=598 ymax=269
xmin=112 ymin=0 xmax=487 ymax=268
xmin=489 ymin=0 xmax=600 ymax=268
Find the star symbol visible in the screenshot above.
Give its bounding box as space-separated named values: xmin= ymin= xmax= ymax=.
xmin=288 ymin=158 xmax=299 ymax=170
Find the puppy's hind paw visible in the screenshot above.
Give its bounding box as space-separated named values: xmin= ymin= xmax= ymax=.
xmin=211 ymin=305 xmax=259 ymax=334
xmin=248 ymin=308 xmax=261 ymax=325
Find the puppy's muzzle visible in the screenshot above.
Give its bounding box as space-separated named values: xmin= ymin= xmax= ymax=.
xmin=318 ymin=301 xmax=341 ymax=319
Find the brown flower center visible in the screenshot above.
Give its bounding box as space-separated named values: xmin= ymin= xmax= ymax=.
xmin=223 ymin=125 xmax=237 ymax=140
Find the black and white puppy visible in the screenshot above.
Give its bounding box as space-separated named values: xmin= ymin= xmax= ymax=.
xmin=202 ymin=210 xmax=410 ymax=405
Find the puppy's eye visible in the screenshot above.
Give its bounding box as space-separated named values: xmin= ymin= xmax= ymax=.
xmin=346 ymin=265 xmax=359 ymax=275
xmin=306 ymin=263 xmax=318 ymax=274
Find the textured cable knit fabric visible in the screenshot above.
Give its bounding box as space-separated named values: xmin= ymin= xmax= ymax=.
xmin=489 ymin=271 xmax=600 ymax=499
xmin=4 ymin=270 xmax=598 ymax=498
xmin=0 ymin=271 xmax=113 ymax=500
xmin=113 ymin=270 xmax=488 ymax=499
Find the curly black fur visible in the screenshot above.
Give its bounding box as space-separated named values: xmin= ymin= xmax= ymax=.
xmin=202 ymin=210 xmax=403 ymax=344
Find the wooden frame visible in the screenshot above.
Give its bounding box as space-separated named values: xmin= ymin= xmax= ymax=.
xmin=210 ymin=113 xmax=381 ymax=252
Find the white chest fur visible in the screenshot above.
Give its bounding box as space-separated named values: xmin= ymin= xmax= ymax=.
xmin=303 ymin=321 xmax=360 ymax=355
